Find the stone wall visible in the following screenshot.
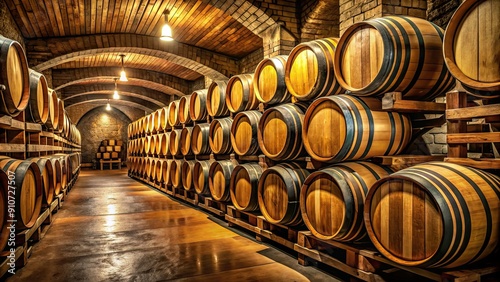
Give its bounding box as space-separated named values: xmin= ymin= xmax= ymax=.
xmin=427 ymin=0 xmax=461 ymax=29
xmin=77 ymin=107 xmax=132 ymax=164
xmin=0 ymin=1 xmax=24 ymax=47
xmin=239 ymin=47 xmax=264 ymax=74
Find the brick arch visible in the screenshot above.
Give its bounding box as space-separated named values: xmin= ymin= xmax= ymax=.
xmin=55 ymin=77 xmax=180 ymax=97
xmin=63 ymin=91 xmax=166 ymax=108
xmin=28 ymin=35 xmax=237 ymax=79
xmin=64 ymin=94 xmax=160 ymax=111
xmin=68 ymin=103 xmax=145 ymax=125
xmin=52 ymin=67 xmax=189 ymax=96
xmin=67 ymin=99 xmax=153 ymax=115
xmin=300 ymin=0 xmax=340 ymax=41
xmin=201 ymin=0 xmax=276 ymax=36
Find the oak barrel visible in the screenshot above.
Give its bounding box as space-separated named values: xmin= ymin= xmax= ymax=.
xmin=443 ymin=0 xmax=500 ymax=98
xmin=155 ymin=133 xmax=169 ymax=156
xmin=258 ymin=163 xmax=310 ymax=226
xmin=229 ymin=163 xmax=263 ymax=212
xmin=28 ymin=157 xmax=56 ymax=206
xmin=364 ymin=162 xmax=500 ymax=268
xmin=158 ymin=107 xmax=170 ymax=131
xmin=301 ymin=162 xmax=393 ymax=242
xmin=168 ymin=100 xmax=181 ymax=127
xmin=226 ymin=74 xmax=259 ymax=113
xmin=180 ymin=127 xmax=193 ymax=156
xmin=231 ymin=110 xmax=262 ymax=156
xmin=189 ymin=89 xmax=209 ymax=121
xmin=0 ymin=37 xmax=29 ymax=116
xmin=56 ymin=98 xmax=65 ymax=133
xmin=209 ymin=118 xmax=233 ymax=155
xmin=178 ymin=95 xmax=192 ymax=125
xmin=26 ymin=69 xmax=49 ymax=124
xmin=49 ymin=158 xmax=62 ymax=195
xmin=258 ymin=103 xmax=308 ymax=160
xmin=209 ymin=160 xmax=238 ymax=202
xmin=191 ymin=123 xmax=212 ymax=155
xmin=0 ymin=170 xmax=8 ymax=251
xmin=193 ymin=160 xmax=214 ymax=195
xmin=253 ymin=55 xmax=291 ymax=104
xmin=169 ymin=129 xmax=183 ymax=157
xmin=46 ymin=89 xmax=59 ymax=130
xmin=334 ymin=16 xmax=454 ymax=100
xmin=52 ymin=154 xmax=68 ymax=190
xmin=207 ymin=80 xmax=230 ymax=117
xmin=170 ymin=159 xmax=185 ymax=188
xmin=157 ymin=159 xmax=171 ymax=184
xmin=303 ymin=95 xmax=412 ymax=163
xmin=285 ymin=38 xmax=343 ymax=101
xmin=181 ymin=160 xmax=197 ymax=191
xmin=0 ymin=158 xmax=42 ymax=229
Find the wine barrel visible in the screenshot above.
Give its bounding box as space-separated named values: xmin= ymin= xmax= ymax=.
xmin=364 ymin=162 xmax=500 ymax=268
xmin=155 ymin=133 xmax=169 ymax=156
xmin=334 ymin=16 xmax=454 ymax=100
xmin=144 ymin=158 xmax=153 ymax=179
xmin=142 ymin=115 xmax=151 ymax=135
xmin=69 ymin=153 xmax=80 ymax=176
xmin=46 ymin=89 xmax=59 ymax=130
xmin=0 ymin=170 xmax=8 ymax=251
xmin=209 ymin=160 xmax=238 ymax=202
xmin=226 ymin=74 xmax=259 ymax=113
xmin=189 ymin=89 xmax=209 ymax=121
xmin=158 ymin=107 xmax=170 ymax=131
xmin=285 ymin=38 xmax=343 ymax=101
xmin=28 ymin=157 xmax=56 ymax=206
xmin=258 ymin=163 xmax=310 ymax=226
xmin=231 ymin=110 xmax=262 ymax=156
xmin=26 ymin=69 xmax=49 ymax=124
xmin=303 ymin=95 xmax=412 ymax=163
xmin=301 ymin=162 xmax=393 ymax=242
xmin=443 ymin=0 xmax=500 ymax=98
xmin=144 ymin=136 xmax=152 ymax=155
xmin=56 ymin=98 xmax=65 ymax=133
xmin=179 ymin=95 xmax=192 ymax=125
xmin=209 ymin=117 xmax=233 ymax=155
xmin=180 ymin=127 xmax=193 ymax=156
xmin=0 ymin=158 xmax=43 ymax=229
xmin=181 ymin=160 xmax=197 ymax=191
xmin=230 ymin=163 xmax=263 ymax=212
xmin=49 ymin=158 xmax=62 ymax=195
xmin=169 ymin=129 xmax=183 ymax=157
xmin=168 ymin=100 xmax=181 ymax=127
xmin=193 ymin=160 xmax=214 ymax=195
xmin=253 ymin=55 xmax=291 ymax=104
xmin=151 ymin=159 xmax=159 ymax=181
xmin=149 ymin=112 xmax=157 ymax=134
xmin=207 ymin=80 xmax=230 ymax=117
xmin=258 ymin=103 xmax=308 ymax=160
xmin=156 ymin=159 xmax=171 ymax=183
xmin=170 ymin=159 xmax=185 ymax=188
xmin=51 ymin=154 xmax=68 ymax=190
xmin=0 ymin=37 xmax=29 ymax=116
xmin=191 ymin=123 xmax=212 ymax=155
xmin=153 ymin=159 xmax=161 ymax=182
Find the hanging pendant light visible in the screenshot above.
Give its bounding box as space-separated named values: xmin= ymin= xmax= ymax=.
xmin=106 ymin=99 xmax=111 ymax=111
xmin=113 ymin=78 xmax=120 ymax=99
xmin=119 ymin=54 xmax=128 ymax=82
xmin=160 ymin=10 xmax=174 ymax=41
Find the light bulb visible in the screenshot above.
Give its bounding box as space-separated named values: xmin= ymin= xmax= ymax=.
xmin=160 ymin=24 xmax=173 ymax=41
xmin=119 ymin=70 xmax=128 ymax=82
xmin=113 ymin=90 xmax=120 ymax=99
xmin=106 ymin=102 xmax=111 ymax=110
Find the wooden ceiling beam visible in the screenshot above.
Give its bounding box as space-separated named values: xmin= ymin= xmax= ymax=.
xmin=61 ymin=90 xmax=167 ymax=108
xmin=64 ymin=94 xmax=159 ymax=111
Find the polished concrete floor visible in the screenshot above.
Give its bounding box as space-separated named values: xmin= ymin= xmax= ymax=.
xmin=8 ymin=169 xmax=341 ymax=281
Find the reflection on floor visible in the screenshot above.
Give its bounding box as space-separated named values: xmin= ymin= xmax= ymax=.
xmin=9 ymin=169 xmax=340 ymax=281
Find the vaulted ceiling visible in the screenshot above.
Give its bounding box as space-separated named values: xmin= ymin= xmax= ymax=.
xmin=4 ymin=0 xmax=338 ymax=117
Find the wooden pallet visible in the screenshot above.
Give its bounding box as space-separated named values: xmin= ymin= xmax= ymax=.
xmin=173 ymin=188 xmax=198 ymax=206
xmin=295 ymin=231 xmax=500 ymax=282
xmin=196 ymin=195 xmax=227 ymax=217
xmin=225 ymin=206 xmax=301 ymax=250
xmin=446 ymin=90 xmax=500 ymax=169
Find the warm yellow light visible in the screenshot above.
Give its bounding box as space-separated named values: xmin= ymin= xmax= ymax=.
xmin=119 ymin=70 xmax=128 ymax=82
xmin=106 ymin=101 xmax=111 ymax=110
xmin=113 ymin=90 xmax=120 ymax=99
xmin=160 ymin=10 xmax=174 ymax=41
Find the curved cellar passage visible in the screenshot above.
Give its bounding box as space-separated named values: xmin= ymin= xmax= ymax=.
xmin=7 ymin=169 xmax=339 ymax=281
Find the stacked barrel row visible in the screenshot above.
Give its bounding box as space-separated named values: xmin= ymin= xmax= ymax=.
xmin=128 ymin=12 xmax=499 ymax=269
xmin=0 ymin=36 xmax=81 ymax=144
xmin=0 ymin=152 xmax=81 ymax=252
xmin=96 ymin=139 xmax=123 ymax=160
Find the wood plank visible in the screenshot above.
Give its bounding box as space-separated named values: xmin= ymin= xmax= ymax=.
xmin=382 ymin=92 xmax=446 ymax=113
xmin=447 ymin=132 xmax=500 ymax=144
xmin=446 ymin=103 xmax=500 ymax=120
xmin=0 ymin=143 xmax=25 ymax=152
xmin=446 ymin=91 xmax=468 ymax=158
xmin=444 ymin=157 xmax=500 ymax=169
